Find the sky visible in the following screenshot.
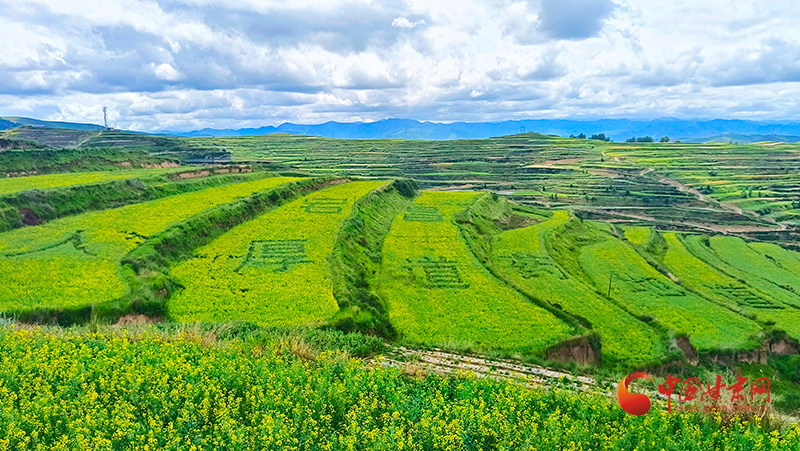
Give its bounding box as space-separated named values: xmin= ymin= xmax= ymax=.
xmin=1 ymin=0 xmax=800 ymax=132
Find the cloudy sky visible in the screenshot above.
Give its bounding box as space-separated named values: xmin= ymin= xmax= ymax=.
xmin=1 ymin=0 xmax=799 ymax=132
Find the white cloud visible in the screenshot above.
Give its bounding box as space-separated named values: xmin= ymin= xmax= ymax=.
xmin=149 ymin=63 xmax=183 ymax=81
xmin=0 ymin=0 xmax=799 ymax=131
xmin=391 ymin=16 xmax=425 ymax=29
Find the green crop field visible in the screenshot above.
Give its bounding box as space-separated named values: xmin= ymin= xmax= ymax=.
xmin=0 ymin=177 xmax=301 ymax=314
xmin=683 ymin=235 xmax=800 ymax=311
xmin=708 ymin=236 xmax=800 ymax=295
xmin=377 ymin=191 xmax=574 ymax=353
xmin=4 ymin=128 xmax=800 ymax=447
xmin=662 ymin=232 xmax=800 ymax=338
xmin=492 ymin=212 xmax=664 ymax=366
xmin=573 ymin=227 xmax=762 ymax=352
xmin=169 ymin=181 xmax=387 ymax=326
xmin=0 ymin=168 xmax=186 ymax=196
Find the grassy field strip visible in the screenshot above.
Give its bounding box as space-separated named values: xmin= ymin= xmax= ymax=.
xmin=709 ymin=236 xmax=800 ymax=294
xmin=0 ymin=176 xmax=301 ymax=312
xmin=492 ymin=212 xmax=664 ymax=365
xmin=662 ymin=232 xmax=800 ymax=338
xmin=577 ymin=229 xmax=762 ymax=352
xmin=683 ymin=235 xmax=800 ymax=309
xmin=622 ymin=226 xmax=651 ymax=245
xmin=750 ymin=242 xmax=800 ymax=278
xmin=169 ymin=181 xmax=387 ymax=326
xmin=0 ymin=168 xmax=186 ymax=196
xmin=377 ymin=191 xmax=573 ymax=353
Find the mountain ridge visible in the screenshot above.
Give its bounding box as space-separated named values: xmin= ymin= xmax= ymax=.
xmin=167 ymin=118 xmax=800 ymax=142
xmin=5 ymin=116 xmax=800 ymax=142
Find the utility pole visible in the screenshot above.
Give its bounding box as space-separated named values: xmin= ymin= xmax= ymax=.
xmin=102 ymin=106 xmax=108 ymax=129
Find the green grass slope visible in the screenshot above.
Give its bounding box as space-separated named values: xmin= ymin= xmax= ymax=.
xmin=492 ymin=211 xmax=665 ymax=366
xmin=683 ymin=235 xmax=800 ymax=311
xmin=549 ymin=221 xmax=762 ymax=353
xmin=662 ymin=232 xmax=800 ymax=339
xmin=328 ymin=179 xmax=418 ymax=337
xmin=377 ymin=191 xmax=575 ymax=354
xmin=709 ymin=236 xmax=800 ymax=295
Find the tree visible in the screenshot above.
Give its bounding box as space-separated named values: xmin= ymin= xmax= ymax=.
xmin=590 ymin=133 xmax=611 ymax=142
xmin=577 ymin=133 xmax=586 ymax=139
xmin=660 ymin=136 xmax=670 ymax=143
xmin=636 ymin=136 xmax=654 ymax=143
xmin=625 ymin=137 xmax=636 ymax=143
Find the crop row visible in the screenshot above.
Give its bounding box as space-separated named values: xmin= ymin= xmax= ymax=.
xmin=169 ymin=181 xmax=388 ymax=326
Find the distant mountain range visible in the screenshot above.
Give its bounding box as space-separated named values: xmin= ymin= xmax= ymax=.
xmin=687 ymin=133 xmax=800 ymax=144
xmin=168 ymin=118 xmax=800 ymax=142
xmin=4 ymin=116 xmax=800 ymax=143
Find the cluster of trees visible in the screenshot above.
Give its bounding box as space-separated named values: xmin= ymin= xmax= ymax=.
xmin=627 ymin=136 xmax=653 ymax=142
xmin=625 ymin=136 xmax=670 ymax=143
xmin=569 ymin=133 xmax=612 ymax=142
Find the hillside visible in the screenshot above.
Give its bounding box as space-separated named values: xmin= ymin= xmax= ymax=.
xmin=0 ymin=116 xmax=105 ymax=131
xmin=1 ymin=133 xmax=800 ymax=446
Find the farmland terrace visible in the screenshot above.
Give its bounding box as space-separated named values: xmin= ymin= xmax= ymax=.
xmin=2 ymin=128 xmax=800 ymax=398
xmin=170 ymin=133 xmax=800 ymax=247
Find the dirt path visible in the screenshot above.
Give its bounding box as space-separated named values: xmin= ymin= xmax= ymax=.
xmin=75 ymin=131 xmax=102 ymax=148
xmin=653 ymin=175 xmax=792 ymax=231
xmin=375 ymin=346 xmax=596 ymax=390
xmin=599 ymin=210 xmax=785 ymax=234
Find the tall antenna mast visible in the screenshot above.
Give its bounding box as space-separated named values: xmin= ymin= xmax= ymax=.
xmin=102 ymin=106 xmax=108 ymax=129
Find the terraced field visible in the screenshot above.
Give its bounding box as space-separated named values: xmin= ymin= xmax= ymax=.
xmin=377 ymin=191 xmax=574 ymax=353
xmin=662 ymin=232 xmax=800 ymax=338
xmin=182 ymin=134 xmax=696 ymax=212
xmin=6 ymin=128 xmax=800 ymax=447
xmin=491 ymin=212 xmax=664 ymax=365
xmin=170 ymin=181 xmax=386 ymax=326
xmin=604 ymin=143 xmax=800 ymax=228
xmin=0 ymin=168 xmax=185 ymax=196
xmin=685 ymin=235 xmax=800 ymax=306
xmin=0 ymin=176 xmax=301 ymax=314
xmin=710 ymin=236 xmax=800 ymax=294
xmin=2 ymin=130 xmax=800 ymax=367
xmin=561 ymin=223 xmax=762 ymax=352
